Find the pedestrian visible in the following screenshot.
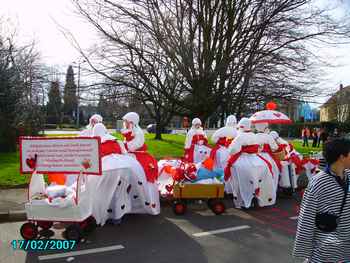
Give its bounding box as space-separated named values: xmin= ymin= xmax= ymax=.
xmin=320 ymin=129 xmax=328 ymax=146
xmin=302 ymin=127 xmax=309 ymax=147
xmin=317 ymin=128 xmax=322 ymax=147
xmin=293 ymin=138 xmax=350 ymax=262
xmin=312 ymin=128 xmax=318 ymax=148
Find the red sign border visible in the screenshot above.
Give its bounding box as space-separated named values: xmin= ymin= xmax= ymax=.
xmin=19 ymin=136 xmax=102 ymax=176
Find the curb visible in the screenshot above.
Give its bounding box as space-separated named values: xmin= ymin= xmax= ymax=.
xmin=0 ymin=210 xmax=26 ymax=222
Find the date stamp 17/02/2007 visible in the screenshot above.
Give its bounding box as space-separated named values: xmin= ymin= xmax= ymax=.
xmin=11 ymin=240 xmax=77 ymax=251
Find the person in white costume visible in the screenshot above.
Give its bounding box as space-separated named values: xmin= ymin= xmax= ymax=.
xmin=87 ymin=123 xmax=160 ymax=226
xmin=225 ymin=118 xmax=275 ymax=208
xmin=270 ymin=131 xmax=295 ymax=188
xmin=79 ymin=114 xmax=103 ymax=136
xmin=184 ymin=118 xmax=211 ymax=163
xmin=210 ymin=115 xmax=238 ymax=169
xmin=254 ymin=122 xmax=280 ymax=195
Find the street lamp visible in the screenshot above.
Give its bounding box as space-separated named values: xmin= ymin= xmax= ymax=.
xmin=72 ymin=59 xmax=86 ymax=129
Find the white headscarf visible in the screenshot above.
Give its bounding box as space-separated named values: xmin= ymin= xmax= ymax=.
xmin=254 ymin=122 xmax=269 ymax=133
xmin=192 ymin=118 xmax=202 ymax=127
xmin=87 ymin=114 xmax=103 ymax=129
xmin=225 ymin=115 xmax=237 ymax=127
xmin=122 ymin=112 xmax=140 ymax=129
xmin=237 ymin=118 xmax=251 ymax=132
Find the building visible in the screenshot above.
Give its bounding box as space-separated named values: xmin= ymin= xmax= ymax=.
xmin=320 ymin=84 xmax=350 ymax=122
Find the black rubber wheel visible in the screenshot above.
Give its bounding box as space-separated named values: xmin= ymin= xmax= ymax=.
xmin=20 ymin=222 xmax=38 ymax=240
xmin=207 ymin=198 xmax=214 ymax=209
xmin=173 ymin=201 xmax=187 ymax=215
xmin=64 ymin=224 xmax=82 ymax=242
xmin=37 ymin=221 xmax=53 ymax=230
xmin=81 ymin=216 xmax=97 ymax=234
xmin=211 ymin=200 xmax=226 ymax=215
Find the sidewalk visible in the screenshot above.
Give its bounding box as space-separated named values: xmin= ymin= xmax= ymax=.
xmin=0 ymin=188 xmax=27 ymax=221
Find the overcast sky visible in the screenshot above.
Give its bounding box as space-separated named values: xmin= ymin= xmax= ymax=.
xmin=1 ymin=0 xmax=350 ymax=107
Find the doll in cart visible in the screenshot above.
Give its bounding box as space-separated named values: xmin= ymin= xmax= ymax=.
xmin=157 ymin=157 xmax=226 ymax=215
xmin=21 ymin=168 xmax=97 ymax=242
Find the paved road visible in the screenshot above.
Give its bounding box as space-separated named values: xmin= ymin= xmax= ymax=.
xmin=0 ymin=196 xmax=303 ymax=263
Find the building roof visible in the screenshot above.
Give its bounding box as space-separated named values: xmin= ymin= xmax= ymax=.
xmin=320 ymin=85 xmax=350 ymax=108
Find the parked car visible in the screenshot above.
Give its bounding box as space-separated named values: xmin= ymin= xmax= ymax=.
xmin=146 ymin=124 xmax=172 ymax=134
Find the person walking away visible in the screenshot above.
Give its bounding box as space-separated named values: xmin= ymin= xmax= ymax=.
xmin=302 ymin=127 xmax=309 ymax=147
xmin=293 ymin=138 xmax=350 ymax=262
xmin=312 ymin=129 xmax=318 ymax=148
xmin=317 ymin=128 xmax=322 ymax=147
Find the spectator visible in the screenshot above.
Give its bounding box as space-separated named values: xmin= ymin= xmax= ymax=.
xmin=312 ymin=128 xmax=318 ymax=148
xmin=319 ymin=129 xmax=328 ymax=146
xmin=293 ymin=138 xmax=350 ymax=262
xmin=316 ymin=128 xmax=322 ymax=147
xmin=333 ymin=128 xmax=340 ymax=138
xmin=301 ymin=127 xmax=310 ymax=147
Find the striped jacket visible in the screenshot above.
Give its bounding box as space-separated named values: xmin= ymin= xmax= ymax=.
xmin=293 ymin=170 xmax=350 ymax=262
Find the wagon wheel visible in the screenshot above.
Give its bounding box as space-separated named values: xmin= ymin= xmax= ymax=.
xmin=37 ymin=221 xmax=53 ymax=230
xmin=64 ymin=224 xmax=82 ymax=242
xmin=210 ymin=200 xmax=226 ymax=215
xmin=20 ymin=222 xmax=38 ymax=240
xmin=207 ymin=198 xmax=214 ymax=209
xmin=80 ymin=216 xmax=97 ymax=234
xmin=173 ymin=200 xmax=187 ymax=215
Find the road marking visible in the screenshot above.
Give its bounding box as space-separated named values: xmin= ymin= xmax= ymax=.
xmin=38 ymin=245 xmax=125 ymax=261
xmin=193 ymin=225 xmax=251 ymax=237
xmin=289 ymin=216 xmax=298 ymax=220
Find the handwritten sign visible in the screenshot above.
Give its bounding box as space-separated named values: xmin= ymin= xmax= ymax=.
xmin=20 ymin=137 xmax=102 ymax=175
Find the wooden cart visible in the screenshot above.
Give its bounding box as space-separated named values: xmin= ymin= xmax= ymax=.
xmin=172 ymin=183 xmax=226 ymax=215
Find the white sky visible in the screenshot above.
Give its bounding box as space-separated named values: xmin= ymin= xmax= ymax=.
xmin=1 ymin=0 xmax=350 ymax=107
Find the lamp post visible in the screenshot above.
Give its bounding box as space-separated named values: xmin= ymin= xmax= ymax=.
xmin=73 ymin=60 xmax=86 ymax=129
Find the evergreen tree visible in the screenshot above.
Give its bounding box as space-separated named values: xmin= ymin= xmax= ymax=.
xmin=63 ymin=65 xmax=77 ymax=120
xmin=46 ymin=81 xmax=62 ymax=124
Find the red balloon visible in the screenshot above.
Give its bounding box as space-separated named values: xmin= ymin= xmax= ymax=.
xmin=266 ymin=101 xmax=277 ymax=110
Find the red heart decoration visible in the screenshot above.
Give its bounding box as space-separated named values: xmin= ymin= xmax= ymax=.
xmin=26 ymin=157 xmax=36 ymax=169
xmin=165 ymin=185 xmax=173 ymax=193
xmin=255 ymin=187 xmax=260 ymax=197
xmin=151 ymin=203 xmax=156 ymax=208
xmin=273 ymin=113 xmax=281 ymax=117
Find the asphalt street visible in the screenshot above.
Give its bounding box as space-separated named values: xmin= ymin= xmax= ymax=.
xmin=0 ymin=196 xmax=303 ymax=263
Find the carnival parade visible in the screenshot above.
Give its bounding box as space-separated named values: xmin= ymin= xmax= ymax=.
xmin=17 ymin=101 xmax=321 ymax=246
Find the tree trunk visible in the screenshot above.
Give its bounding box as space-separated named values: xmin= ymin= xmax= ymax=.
xmin=154 ymin=111 xmax=163 ymax=140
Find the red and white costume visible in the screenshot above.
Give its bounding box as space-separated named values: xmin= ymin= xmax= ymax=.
xmin=255 ymin=122 xmax=280 ymax=195
xmin=87 ymin=123 xmax=160 ymax=225
xmin=184 ymin=118 xmax=211 ymax=163
xmin=225 ymin=118 xmax=275 ymax=208
xmin=210 ymin=115 xmax=238 ymax=170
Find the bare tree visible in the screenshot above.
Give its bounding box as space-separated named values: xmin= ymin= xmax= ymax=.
xmin=71 ymin=0 xmax=350 ymax=126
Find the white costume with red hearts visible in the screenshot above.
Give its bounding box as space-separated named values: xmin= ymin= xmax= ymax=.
xmin=225 ymin=118 xmax=275 ymax=208
xmin=270 ymin=131 xmax=301 ymax=189
xmin=184 ymin=118 xmax=211 ymax=163
xmin=87 ymin=123 xmax=160 ymax=226
xmin=255 ymin=123 xmax=280 ymax=195
xmin=210 ymin=115 xmax=238 ymax=170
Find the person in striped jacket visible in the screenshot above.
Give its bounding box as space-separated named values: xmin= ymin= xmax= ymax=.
xmin=293 ymin=138 xmax=350 ymax=263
